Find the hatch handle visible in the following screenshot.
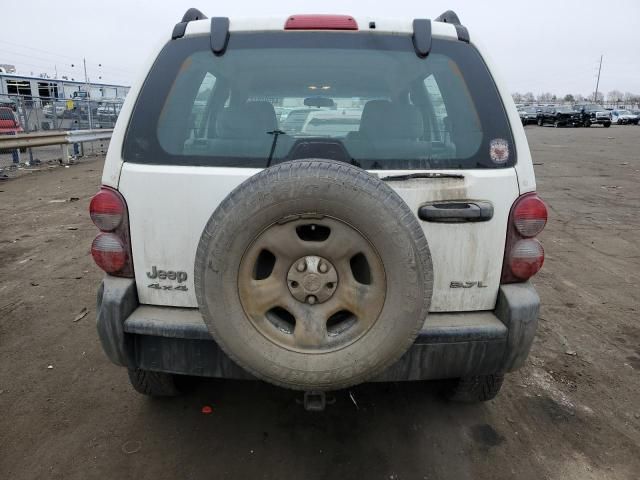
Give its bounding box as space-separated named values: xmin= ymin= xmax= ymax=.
xmin=418 ymin=201 xmax=493 ymax=223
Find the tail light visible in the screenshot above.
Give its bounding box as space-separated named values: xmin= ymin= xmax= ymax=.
xmin=501 ymin=193 xmax=547 ymax=283
xmin=89 ymin=187 xmax=134 ymax=277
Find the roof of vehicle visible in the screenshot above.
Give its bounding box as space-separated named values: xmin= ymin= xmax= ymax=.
xmin=182 ymin=16 xmax=462 ymax=42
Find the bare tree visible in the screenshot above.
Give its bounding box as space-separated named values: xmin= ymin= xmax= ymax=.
xmin=592 ymin=91 xmax=604 ymax=103
xmin=607 ymin=90 xmax=624 ymax=105
xmin=536 ymin=92 xmax=554 ymax=103
xmin=523 ymin=92 xmax=535 ymax=103
xmin=512 ymin=92 xmax=523 ymax=103
xmin=622 ymin=92 xmax=639 ymax=107
xmin=574 ymin=93 xmax=585 ymax=103
xmin=563 ymin=94 xmax=575 ymax=103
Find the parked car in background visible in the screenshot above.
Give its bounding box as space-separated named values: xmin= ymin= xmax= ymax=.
xmin=281 ymin=109 xmax=314 ymax=134
xmin=301 ymin=109 xmax=362 ymax=136
xmin=0 ymin=106 xmax=23 ymax=163
xmin=610 ymin=109 xmax=638 ymax=125
xmin=574 ymin=104 xmax=611 ymax=127
xmin=518 ymin=106 xmax=539 ymax=125
xmin=0 ymin=106 xmax=22 ymax=134
xmin=536 ymin=106 xmax=580 ymax=127
xmin=0 ymin=94 xmax=18 ymax=112
xmin=43 ymin=102 xmax=67 ymax=119
xmin=96 ymin=101 xmax=123 ymax=123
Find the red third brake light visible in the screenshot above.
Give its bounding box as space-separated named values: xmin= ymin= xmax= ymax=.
xmin=285 ymin=15 xmax=358 ymax=30
xmin=502 ymin=193 xmax=548 ymax=283
xmin=89 ymin=186 xmax=133 ymax=277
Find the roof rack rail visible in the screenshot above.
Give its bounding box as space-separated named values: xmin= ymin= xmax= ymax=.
xmin=172 ymin=7 xmax=208 ymax=40
xmin=412 ymin=19 xmax=432 ymax=58
xmin=434 ymin=10 xmax=470 ymax=43
xmin=182 ymin=8 xmax=207 ymax=22
xmin=210 ymin=17 xmax=230 ymax=55
xmin=435 ymin=10 xmax=461 ymax=25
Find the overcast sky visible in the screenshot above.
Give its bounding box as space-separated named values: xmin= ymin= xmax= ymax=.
xmin=2 ymin=0 xmax=639 ymax=96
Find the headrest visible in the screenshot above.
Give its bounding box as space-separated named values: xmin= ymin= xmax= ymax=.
xmin=359 ymin=99 xmax=392 ymax=137
xmin=358 ymin=100 xmax=423 ymax=140
xmin=216 ymin=101 xmax=277 ymax=139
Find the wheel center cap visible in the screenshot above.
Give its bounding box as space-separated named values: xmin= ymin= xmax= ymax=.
xmin=287 ymin=255 xmax=338 ymax=304
xmin=303 ymin=274 xmax=322 ymax=292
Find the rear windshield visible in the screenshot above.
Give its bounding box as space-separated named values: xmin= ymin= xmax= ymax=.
xmin=123 ymin=32 xmax=515 ymax=169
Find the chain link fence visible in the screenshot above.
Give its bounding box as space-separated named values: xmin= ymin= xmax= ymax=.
xmin=1 ymin=94 xmax=122 ymax=177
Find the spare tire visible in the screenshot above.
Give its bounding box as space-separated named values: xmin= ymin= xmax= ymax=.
xmin=195 ymin=159 xmax=433 ymax=390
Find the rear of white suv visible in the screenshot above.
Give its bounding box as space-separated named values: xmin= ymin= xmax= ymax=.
xmin=92 ymin=9 xmax=546 ymax=406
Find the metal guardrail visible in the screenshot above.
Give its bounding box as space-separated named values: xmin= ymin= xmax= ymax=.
xmin=0 ymin=129 xmax=113 ymax=150
xmin=0 ymin=129 xmax=113 ymax=166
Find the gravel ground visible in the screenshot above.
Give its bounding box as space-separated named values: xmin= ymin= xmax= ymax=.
xmin=0 ymin=125 xmax=639 ymax=479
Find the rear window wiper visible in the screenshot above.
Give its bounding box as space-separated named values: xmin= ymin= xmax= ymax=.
xmin=266 ymin=129 xmax=286 ymax=167
xmin=379 ymin=172 xmax=464 ymax=181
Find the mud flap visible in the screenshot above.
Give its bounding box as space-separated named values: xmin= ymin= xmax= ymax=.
xmin=96 ymin=276 xmax=138 ymax=367
xmin=495 ymin=282 xmax=540 ymax=371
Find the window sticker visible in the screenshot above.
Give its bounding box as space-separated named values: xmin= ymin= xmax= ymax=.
xmin=490 ymin=138 xmax=509 ymax=164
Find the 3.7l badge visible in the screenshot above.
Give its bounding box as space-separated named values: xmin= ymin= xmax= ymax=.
xmin=450 ymin=281 xmax=488 ymax=289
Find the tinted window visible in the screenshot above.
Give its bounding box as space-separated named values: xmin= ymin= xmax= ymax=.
xmin=124 ymin=33 xmax=515 ymax=169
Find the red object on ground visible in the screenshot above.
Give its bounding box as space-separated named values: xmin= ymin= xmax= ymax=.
xmin=201 ymin=405 xmax=213 ymax=414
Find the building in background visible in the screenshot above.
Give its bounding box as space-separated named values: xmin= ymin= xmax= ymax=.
xmin=0 ymin=73 xmax=129 ymax=102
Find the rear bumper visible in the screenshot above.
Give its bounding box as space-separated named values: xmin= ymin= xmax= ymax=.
xmin=96 ymin=277 xmax=539 ymax=383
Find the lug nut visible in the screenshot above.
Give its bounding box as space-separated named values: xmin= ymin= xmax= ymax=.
xmin=296 ymin=260 xmax=306 ymax=272
xmin=307 ymin=295 xmax=317 ymax=305
xmin=318 ymin=262 xmax=328 ymax=273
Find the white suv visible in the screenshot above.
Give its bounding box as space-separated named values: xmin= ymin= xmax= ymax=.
xmin=90 ymin=9 xmax=547 ymax=408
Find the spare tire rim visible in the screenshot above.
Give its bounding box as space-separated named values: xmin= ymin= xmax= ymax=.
xmin=238 ymin=215 xmax=386 ymax=354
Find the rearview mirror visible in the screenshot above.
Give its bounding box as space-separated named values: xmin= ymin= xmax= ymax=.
xmin=304 ymin=96 xmax=335 ymax=108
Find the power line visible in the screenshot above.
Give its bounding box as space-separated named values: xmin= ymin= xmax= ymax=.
xmin=0 ymin=40 xmax=137 ymax=75
xmin=0 ymin=39 xmax=79 ymax=61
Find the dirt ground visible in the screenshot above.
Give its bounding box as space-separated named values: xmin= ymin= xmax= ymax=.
xmin=1 ymin=126 xmax=639 ymax=480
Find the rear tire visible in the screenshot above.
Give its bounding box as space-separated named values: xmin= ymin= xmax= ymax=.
xmin=445 ymin=374 xmax=504 ymax=403
xmin=127 ymin=368 xmax=182 ymax=397
xmin=604 ymin=121 xmax=611 ymax=128
xmin=537 ymin=117 xmax=543 ymax=126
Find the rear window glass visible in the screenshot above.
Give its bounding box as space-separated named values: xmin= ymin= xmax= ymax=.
xmin=0 ymin=108 xmax=15 ymax=121
xmin=124 ymin=33 xmax=515 ymax=169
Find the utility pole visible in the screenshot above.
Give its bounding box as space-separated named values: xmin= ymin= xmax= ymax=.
xmin=83 ymin=57 xmax=93 ymax=128
xmin=594 ymin=55 xmax=603 ymax=104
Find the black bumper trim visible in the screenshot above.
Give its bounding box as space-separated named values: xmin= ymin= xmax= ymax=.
xmin=97 ymin=277 xmax=539 ymax=382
